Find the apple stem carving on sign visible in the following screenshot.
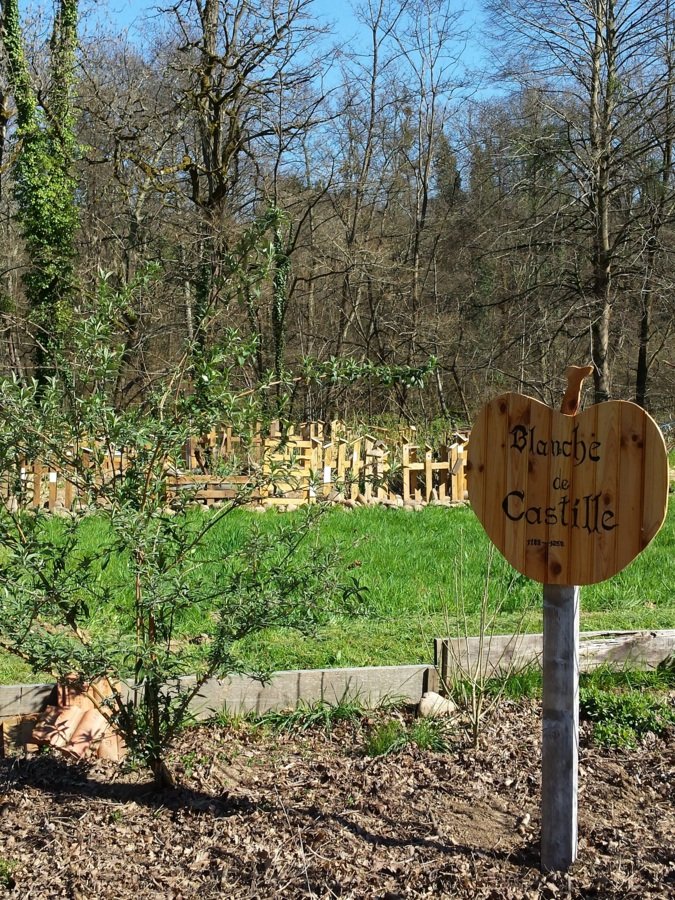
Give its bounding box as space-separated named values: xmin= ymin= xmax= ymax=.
xmin=466 ymin=364 xmax=669 ymax=873
xmin=560 ymin=364 xmax=594 ymax=416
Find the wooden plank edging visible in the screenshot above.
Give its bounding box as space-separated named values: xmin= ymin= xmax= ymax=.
xmin=0 ymin=683 xmax=53 ymax=718
xmin=0 ymin=664 xmax=435 ymax=722
xmin=435 ymin=629 xmax=675 ymax=685
xmin=185 ymin=664 xmax=435 ymax=719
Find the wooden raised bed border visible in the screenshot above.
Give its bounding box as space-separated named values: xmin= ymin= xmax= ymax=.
xmin=435 ymin=629 xmax=675 ymax=687
xmin=2 ymin=629 xmax=673 ymax=729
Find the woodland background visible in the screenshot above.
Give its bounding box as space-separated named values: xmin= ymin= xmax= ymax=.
xmin=1 ymin=0 xmax=674 ymax=426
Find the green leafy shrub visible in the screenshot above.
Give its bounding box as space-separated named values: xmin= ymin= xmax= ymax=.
xmin=579 ymin=684 xmax=675 ymax=749
xmin=0 ymin=220 xmax=369 ymax=787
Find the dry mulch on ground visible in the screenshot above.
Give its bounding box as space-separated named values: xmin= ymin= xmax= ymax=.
xmin=0 ymin=700 xmax=672 ymax=899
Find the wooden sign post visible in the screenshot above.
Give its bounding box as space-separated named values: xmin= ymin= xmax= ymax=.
xmin=541 ymin=582 xmax=579 ymax=870
xmin=467 ymin=366 xmax=669 ymax=872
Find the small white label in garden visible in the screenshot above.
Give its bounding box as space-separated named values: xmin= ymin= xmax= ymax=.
xmin=323 ymin=465 xmax=331 ymax=483
xmin=49 ymin=471 xmax=57 ymax=483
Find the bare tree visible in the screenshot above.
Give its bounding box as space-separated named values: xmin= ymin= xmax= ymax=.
xmin=76 ymin=1 xmax=333 ymax=401
xmin=486 ymin=0 xmax=675 ymax=406
xmin=148 ymin=0 xmax=331 ymax=348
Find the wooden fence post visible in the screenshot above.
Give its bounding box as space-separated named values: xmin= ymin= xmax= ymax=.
xmin=449 ymin=443 xmax=467 ymax=501
xmin=32 ymin=461 xmax=42 ymax=508
xmin=438 ymin=445 xmax=449 ymax=500
xmin=48 ymin=470 xmax=58 ymax=510
xmin=350 ymin=439 xmax=361 ymax=500
xmin=335 ymin=439 xmax=346 ymax=497
xmin=364 ymin=437 xmax=374 ymax=502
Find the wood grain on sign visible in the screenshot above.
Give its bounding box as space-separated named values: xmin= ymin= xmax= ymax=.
xmin=524 ymin=395 xmax=554 ymax=580
xmin=467 ymin=394 xmax=668 ymax=585
xmin=566 ymin=402 xmax=597 ymax=586
xmin=504 ymin=393 xmax=531 ymax=575
xmin=473 ymin=397 xmax=509 ymax=556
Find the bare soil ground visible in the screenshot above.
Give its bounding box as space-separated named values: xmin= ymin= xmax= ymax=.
xmin=0 ymin=700 xmax=672 ymax=899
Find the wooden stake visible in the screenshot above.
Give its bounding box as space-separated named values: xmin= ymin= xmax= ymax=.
xmin=541 ymin=583 xmax=579 ymax=871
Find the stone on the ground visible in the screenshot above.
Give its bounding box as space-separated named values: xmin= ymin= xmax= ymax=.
xmin=418 ymin=691 xmax=457 ymax=718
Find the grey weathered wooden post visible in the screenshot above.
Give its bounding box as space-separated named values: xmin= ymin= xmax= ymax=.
xmin=541 ymin=583 xmax=579 ymax=871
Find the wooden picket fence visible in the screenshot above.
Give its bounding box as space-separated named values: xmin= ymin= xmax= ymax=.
xmin=0 ymin=421 xmax=469 ymax=512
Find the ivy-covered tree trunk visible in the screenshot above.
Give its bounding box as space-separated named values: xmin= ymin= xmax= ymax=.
xmin=1 ymin=0 xmax=79 ymax=383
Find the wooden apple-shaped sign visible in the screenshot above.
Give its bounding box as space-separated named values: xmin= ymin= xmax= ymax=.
xmin=467 ymin=388 xmax=668 ymax=585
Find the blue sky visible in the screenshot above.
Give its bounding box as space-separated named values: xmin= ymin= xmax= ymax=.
xmin=81 ymin=0 xmax=493 ymax=104
xmin=91 ymin=0 xmax=488 ymax=70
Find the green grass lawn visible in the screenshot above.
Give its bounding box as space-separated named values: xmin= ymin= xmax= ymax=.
xmin=1 ymin=489 xmax=673 ymax=684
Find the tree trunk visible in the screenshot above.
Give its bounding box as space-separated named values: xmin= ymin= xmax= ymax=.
xmin=634 ymin=290 xmax=652 ymax=409
xmin=589 ymin=2 xmax=616 ymax=404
